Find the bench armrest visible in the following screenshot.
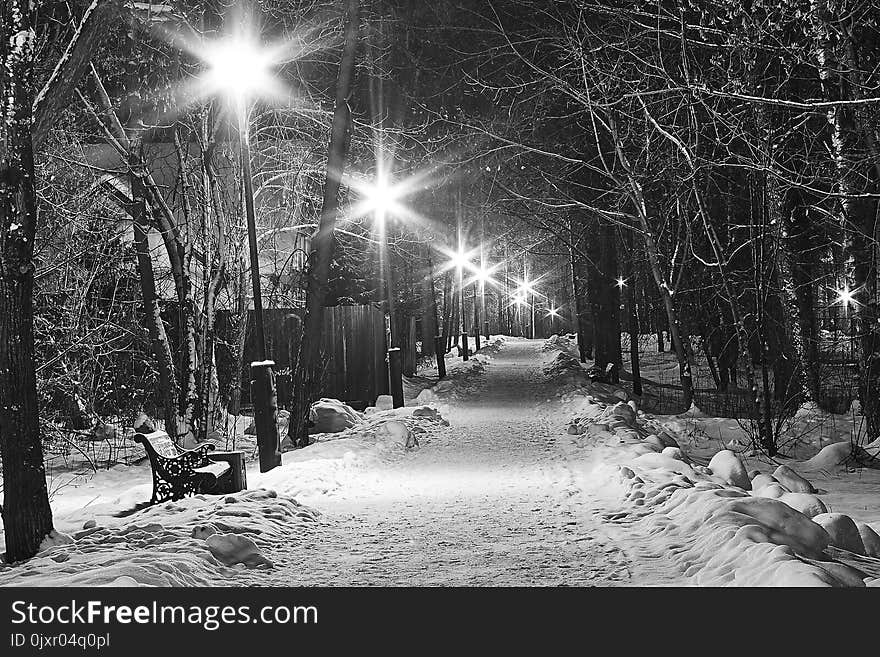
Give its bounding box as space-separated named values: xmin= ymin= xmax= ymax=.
xmin=174 ymin=443 xmax=216 ymax=469
xmin=149 ymin=442 xmax=216 ymax=474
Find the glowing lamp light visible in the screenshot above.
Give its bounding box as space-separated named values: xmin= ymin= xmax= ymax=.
xmin=365 ymin=174 xmax=399 ymax=225
xmin=616 ymin=277 xmax=627 ymax=289
xmin=449 ymin=249 xmax=471 ymax=272
xmin=546 ymin=307 xmax=560 ymax=318
xmin=465 ymin=260 xmax=502 ymax=288
xmin=202 ymin=35 xmax=277 ymax=103
xmin=474 ymin=268 xmax=493 ymax=284
xmin=835 ymin=285 xmax=858 ymax=308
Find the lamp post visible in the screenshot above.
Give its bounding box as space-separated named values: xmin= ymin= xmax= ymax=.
xmin=376 ymin=203 xmax=397 ymax=348
xmin=363 ymin=172 xmax=406 ymax=405
xmin=439 ymin=244 xmax=475 ymax=360
xmin=236 ymin=102 xmax=267 ymax=361
xmin=458 ymin=249 xmax=469 ymax=360
xmin=200 ymin=29 xmax=283 ymax=472
xmin=516 ymin=278 xmax=538 ymax=339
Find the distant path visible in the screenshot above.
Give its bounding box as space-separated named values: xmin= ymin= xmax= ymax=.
xmin=248 ymin=340 xmax=679 ymax=585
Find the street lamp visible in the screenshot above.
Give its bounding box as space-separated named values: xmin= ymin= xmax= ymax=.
xmin=454 ymin=246 xmax=470 ymax=360
xmin=510 ymin=292 xmax=528 ymax=337
xmin=466 ymin=259 xmax=501 ymax=343
xmin=198 ymin=26 xmax=284 ymax=472
xmin=546 ymin=305 xmax=561 ymax=336
xmin=438 ymin=244 xmax=479 ymax=359
xmin=358 ymin=170 xmax=414 ymax=406
xmin=364 ymin=172 xmax=401 ymax=347
xmin=835 ymin=285 xmax=857 ymax=309
xmin=514 ymin=277 xmax=541 ymax=339
xmin=202 ymin=33 xmax=280 ymax=361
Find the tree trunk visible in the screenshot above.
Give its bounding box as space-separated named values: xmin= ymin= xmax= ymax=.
xmin=567 ymin=217 xmax=589 ymax=362
xmin=289 ymin=0 xmax=360 ymax=449
xmin=227 ymin=267 xmax=248 ymax=417
xmin=1 ymin=3 xmax=54 ymax=561
xmin=130 ymin=146 xmax=178 ymax=436
xmin=441 ymin=268 xmax=452 ymax=349
xmin=420 ymin=246 xmax=437 ymax=358
xmin=776 ymin=190 xmax=820 ymax=404
xmin=841 ymin=27 xmax=880 ymax=440
xmin=587 ymin=218 xmax=621 ymax=379
xmin=31 ymin=0 xmax=124 ymax=149
xmin=609 ymin=123 xmax=694 ymax=405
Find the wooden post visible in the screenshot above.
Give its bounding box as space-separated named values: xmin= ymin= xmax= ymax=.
xmin=484 ymin=320 xmax=490 ymax=341
xmin=250 ymin=361 xmax=281 ymax=472
xmin=461 ymin=330 xmax=469 ymax=360
xmin=435 ymin=336 xmax=447 ymax=379
xmin=388 ymin=347 xmax=404 ymax=408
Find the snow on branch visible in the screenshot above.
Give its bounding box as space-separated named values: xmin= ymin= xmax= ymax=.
xmin=31 ymin=0 xmax=125 ymax=149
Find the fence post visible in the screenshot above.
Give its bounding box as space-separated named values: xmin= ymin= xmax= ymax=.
xmin=461 ymin=331 xmax=469 ymax=361
xmin=484 ymin=321 xmax=490 ymax=341
xmin=434 ymin=336 xmax=447 ymax=379
xmin=250 ymin=360 xmax=281 ymax=473
xmin=388 ymin=347 xmax=404 ymax=408
xmin=475 ymin=326 xmax=481 ymax=352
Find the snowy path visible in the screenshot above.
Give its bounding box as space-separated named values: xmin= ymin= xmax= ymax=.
xmin=243 ymin=340 xmax=679 ymax=586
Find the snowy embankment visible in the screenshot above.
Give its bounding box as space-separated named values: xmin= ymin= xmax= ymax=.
xmin=412 ymin=335 xmax=506 ymax=405
xmin=0 ymin=401 xmax=450 ymax=587
xmin=540 ymin=335 xmax=880 ymax=586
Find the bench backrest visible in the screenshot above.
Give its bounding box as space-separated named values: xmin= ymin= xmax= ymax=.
xmin=136 ymin=431 xmax=180 ymax=458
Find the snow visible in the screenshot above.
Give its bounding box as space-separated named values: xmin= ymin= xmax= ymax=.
xmin=773 ymin=465 xmax=817 ymax=494
xmin=309 ymin=398 xmax=361 ymax=433
xmin=548 ymin=335 xmax=880 ymax=586
xmin=205 ymin=533 xmax=273 ymax=569
xmin=3 ymin=336 xmax=880 ymax=586
xmin=707 ymin=450 xmax=751 ymax=489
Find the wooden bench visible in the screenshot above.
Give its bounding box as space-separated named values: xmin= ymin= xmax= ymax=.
xmin=133 ymin=431 xmax=230 ymax=504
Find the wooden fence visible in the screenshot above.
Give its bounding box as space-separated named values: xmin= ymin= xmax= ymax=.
xmin=216 ymin=304 xmax=388 ymax=410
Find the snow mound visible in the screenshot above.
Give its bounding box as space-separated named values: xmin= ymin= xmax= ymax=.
xmin=707 ymin=450 xmax=751 ymax=490
xmin=476 ymin=335 xmax=507 ymax=355
xmin=754 ymin=483 xmax=790 ymax=499
xmin=206 ymin=534 xmax=273 ymax=569
xmin=542 ymin=351 xmax=586 ymax=380
xmin=751 ymin=473 xmax=778 ymax=492
xmin=778 ymin=492 xmax=827 ymax=519
xmin=542 ymin=334 xmax=576 ymax=354
xmin=245 ymin=409 xmax=290 ymax=436
xmin=309 ymin=398 xmax=362 ymax=434
xmin=773 ymin=465 xmax=816 ymax=494
xmin=566 ymin=390 xmax=874 ymax=586
xmin=800 ymin=441 xmax=880 ymax=471
xmin=857 ymin=523 xmax=880 ymax=558
xmin=375 ymin=395 xmax=395 ymax=411
xmin=375 ymin=420 xmax=417 ymax=450
xmin=0 ymin=490 xmax=318 ymax=586
xmin=813 ymin=513 xmax=866 ymax=555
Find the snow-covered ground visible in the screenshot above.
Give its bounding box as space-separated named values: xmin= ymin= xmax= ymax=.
xmin=551 ymin=336 xmax=880 ymax=586
xmin=2 ymin=335 xmax=880 ymax=586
